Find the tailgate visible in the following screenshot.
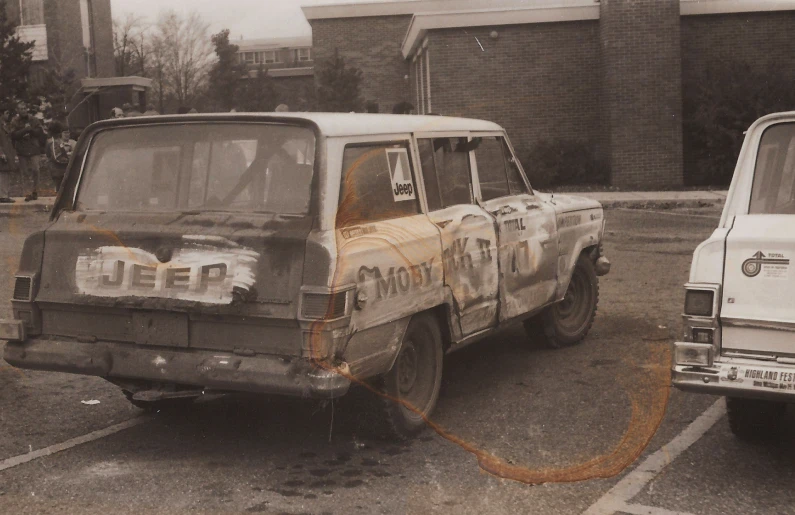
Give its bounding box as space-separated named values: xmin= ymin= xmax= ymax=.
xmin=721 ymin=215 xmax=795 ymax=355
xmin=35 ymin=211 xmax=313 ymax=353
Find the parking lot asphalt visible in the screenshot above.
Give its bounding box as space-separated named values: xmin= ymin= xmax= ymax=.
xmin=0 ymin=206 xmax=792 ymax=515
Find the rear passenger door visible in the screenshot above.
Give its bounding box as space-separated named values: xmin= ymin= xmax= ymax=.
xmin=333 ymin=138 xmax=444 ymax=332
xmin=415 ymin=135 xmax=500 ymax=337
xmin=473 ymin=134 xmax=559 ymax=321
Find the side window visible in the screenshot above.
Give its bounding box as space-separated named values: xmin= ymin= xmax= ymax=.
xmin=750 ymin=123 xmax=795 ymax=214
xmin=503 ymin=138 xmax=530 ymax=195
xmin=337 ymin=143 xmax=420 ymax=228
xmin=474 ymin=136 xmax=510 ymax=201
xmin=417 ymin=137 xmax=473 ymax=209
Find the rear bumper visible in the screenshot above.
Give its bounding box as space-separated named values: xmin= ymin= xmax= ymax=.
xmin=672 ymin=356 xmax=795 ymax=403
xmin=4 ymin=338 xmax=351 ymax=399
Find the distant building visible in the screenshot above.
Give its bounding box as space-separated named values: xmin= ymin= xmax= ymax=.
xmin=235 ymin=35 xmax=316 ymax=111
xmin=236 ymin=35 xmax=314 ymax=80
xmin=5 ymin=0 xmax=115 ymax=83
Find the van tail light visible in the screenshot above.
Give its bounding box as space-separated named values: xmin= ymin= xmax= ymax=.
xmin=13 ymin=276 xmax=33 ymax=301
xmin=684 ymin=289 xmax=714 ymax=317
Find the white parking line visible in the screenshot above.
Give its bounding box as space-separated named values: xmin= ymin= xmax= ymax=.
xmin=583 ymin=398 xmax=726 ymax=515
xmin=0 ymin=417 xmax=147 ymax=473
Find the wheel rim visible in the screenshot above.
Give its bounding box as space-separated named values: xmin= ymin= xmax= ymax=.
xmin=554 ymin=267 xmax=592 ymax=334
xmin=397 ymin=341 xmax=419 ymax=394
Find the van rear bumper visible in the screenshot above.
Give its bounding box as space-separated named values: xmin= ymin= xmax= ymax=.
xmin=4 ymin=338 xmax=351 ymax=399
xmin=672 ymin=360 xmax=795 ymax=403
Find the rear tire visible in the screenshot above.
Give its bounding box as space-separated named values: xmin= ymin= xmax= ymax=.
xmin=726 ymin=397 xmax=785 ymax=441
xmin=524 ymin=254 xmax=599 ymax=348
xmin=378 ymin=313 xmax=444 ymax=440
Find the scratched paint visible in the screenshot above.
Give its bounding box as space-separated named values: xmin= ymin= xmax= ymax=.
xmin=75 ymin=244 xmax=259 ymax=304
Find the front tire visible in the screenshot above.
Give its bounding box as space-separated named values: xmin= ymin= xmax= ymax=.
xmin=379 ymin=314 xmax=444 ymax=440
xmin=726 ymin=397 xmax=785 ymax=441
xmin=525 ymin=254 xmax=599 ymax=348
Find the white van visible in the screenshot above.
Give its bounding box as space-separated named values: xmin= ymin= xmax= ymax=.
xmin=673 ymin=112 xmax=795 ymax=440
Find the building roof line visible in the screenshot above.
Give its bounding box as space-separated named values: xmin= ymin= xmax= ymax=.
xmin=401 ymin=3 xmax=599 ymax=59
xmin=302 ymin=0 xmax=594 ymax=20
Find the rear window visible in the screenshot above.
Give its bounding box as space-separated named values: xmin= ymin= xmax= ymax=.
xmin=750 ymin=123 xmax=795 ymax=215
xmin=76 ymin=123 xmax=316 ymax=214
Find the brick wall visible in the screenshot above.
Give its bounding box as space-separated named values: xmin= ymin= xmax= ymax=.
xmin=681 ymin=11 xmax=795 ymax=184
xmin=309 ymin=15 xmax=413 ymax=113
xmin=600 ymin=0 xmax=683 ymax=189
xmin=90 ymin=0 xmax=114 ymax=77
xmin=425 ymin=22 xmax=601 ymax=167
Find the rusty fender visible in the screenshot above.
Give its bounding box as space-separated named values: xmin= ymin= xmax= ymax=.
xmin=343 ymin=316 xmax=412 ymax=380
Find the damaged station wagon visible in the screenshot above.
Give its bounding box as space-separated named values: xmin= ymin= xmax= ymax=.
xmin=673 ymin=111 xmax=795 ymax=441
xmin=1 ymin=113 xmax=609 ymax=438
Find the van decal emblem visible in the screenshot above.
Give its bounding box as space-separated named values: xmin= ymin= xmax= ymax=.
xmin=741 ymin=251 xmax=790 ymax=279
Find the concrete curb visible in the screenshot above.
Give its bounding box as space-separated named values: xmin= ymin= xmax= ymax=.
xmin=0 ymin=191 xmax=728 ymax=215
xmin=0 ymin=198 xmax=53 ymax=215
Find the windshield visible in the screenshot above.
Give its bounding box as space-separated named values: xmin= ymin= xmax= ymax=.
xmin=750 ymin=122 xmax=795 ymax=214
xmin=76 ymin=123 xmax=316 ymax=214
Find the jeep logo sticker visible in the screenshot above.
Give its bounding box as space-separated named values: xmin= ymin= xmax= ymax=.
xmin=75 ymin=245 xmax=259 ymax=304
xmin=387 ymin=148 xmax=416 ymax=202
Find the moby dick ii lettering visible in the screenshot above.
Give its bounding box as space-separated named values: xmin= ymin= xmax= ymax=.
xmin=357 ymin=259 xmax=434 ymax=301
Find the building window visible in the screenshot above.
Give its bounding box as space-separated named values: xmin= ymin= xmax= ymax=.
xmin=19 ymin=0 xmax=44 ymax=25
xmin=295 ymin=48 xmax=311 ymax=62
xmin=261 ymin=51 xmax=279 ymax=64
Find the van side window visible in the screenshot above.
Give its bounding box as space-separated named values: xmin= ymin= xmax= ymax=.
xmin=474 ymin=136 xmax=510 ymax=201
xmin=417 ymin=137 xmax=473 ymax=210
xmin=750 ymin=123 xmax=795 ymax=214
xmin=337 ymin=143 xmax=421 ymax=228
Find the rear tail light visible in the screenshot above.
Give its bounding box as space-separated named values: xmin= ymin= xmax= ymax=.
xmin=684 ymin=289 xmax=714 ymax=317
xmin=302 ymin=291 xmax=348 ymax=320
xmin=13 ymin=276 xmax=33 ymax=301
xmin=692 ymin=328 xmax=714 ymax=344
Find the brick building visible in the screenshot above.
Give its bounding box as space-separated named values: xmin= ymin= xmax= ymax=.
xmin=235 ymin=35 xmax=315 ymax=111
xmin=6 ymin=0 xmax=114 ymax=82
xmin=304 ymin=0 xmax=795 ymax=189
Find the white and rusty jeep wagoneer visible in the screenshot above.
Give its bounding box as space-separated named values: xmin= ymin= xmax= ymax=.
xmin=1 ymin=113 xmax=609 ymax=438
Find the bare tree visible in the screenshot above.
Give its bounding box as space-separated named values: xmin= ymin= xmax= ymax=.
xmin=113 ymin=13 xmax=147 ymax=77
xmin=154 ymin=10 xmax=214 ymax=107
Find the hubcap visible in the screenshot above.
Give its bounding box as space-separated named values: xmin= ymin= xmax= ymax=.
xmin=555 ymin=268 xmax=590 ymax=331
xmin=397 ymin=341 xmax=419 ymax=395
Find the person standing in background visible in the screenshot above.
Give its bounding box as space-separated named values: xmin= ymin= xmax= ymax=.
xmin=11 ymin=104 xmax=46 ymax=202
xmin=0 ymin=105 xmax=17 ymax=203
xmin=45 ymin=121 xmax=76 ymax=193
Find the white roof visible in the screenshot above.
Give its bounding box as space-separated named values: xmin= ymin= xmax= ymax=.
xmin=270 ymin=112 xmax=503 ymax=136
xmin=116 ymin=113 xmax=504 ymax=137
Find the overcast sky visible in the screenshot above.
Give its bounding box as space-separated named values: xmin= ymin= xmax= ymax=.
xmin=109 ymin=0 xmax=393 ymax=41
